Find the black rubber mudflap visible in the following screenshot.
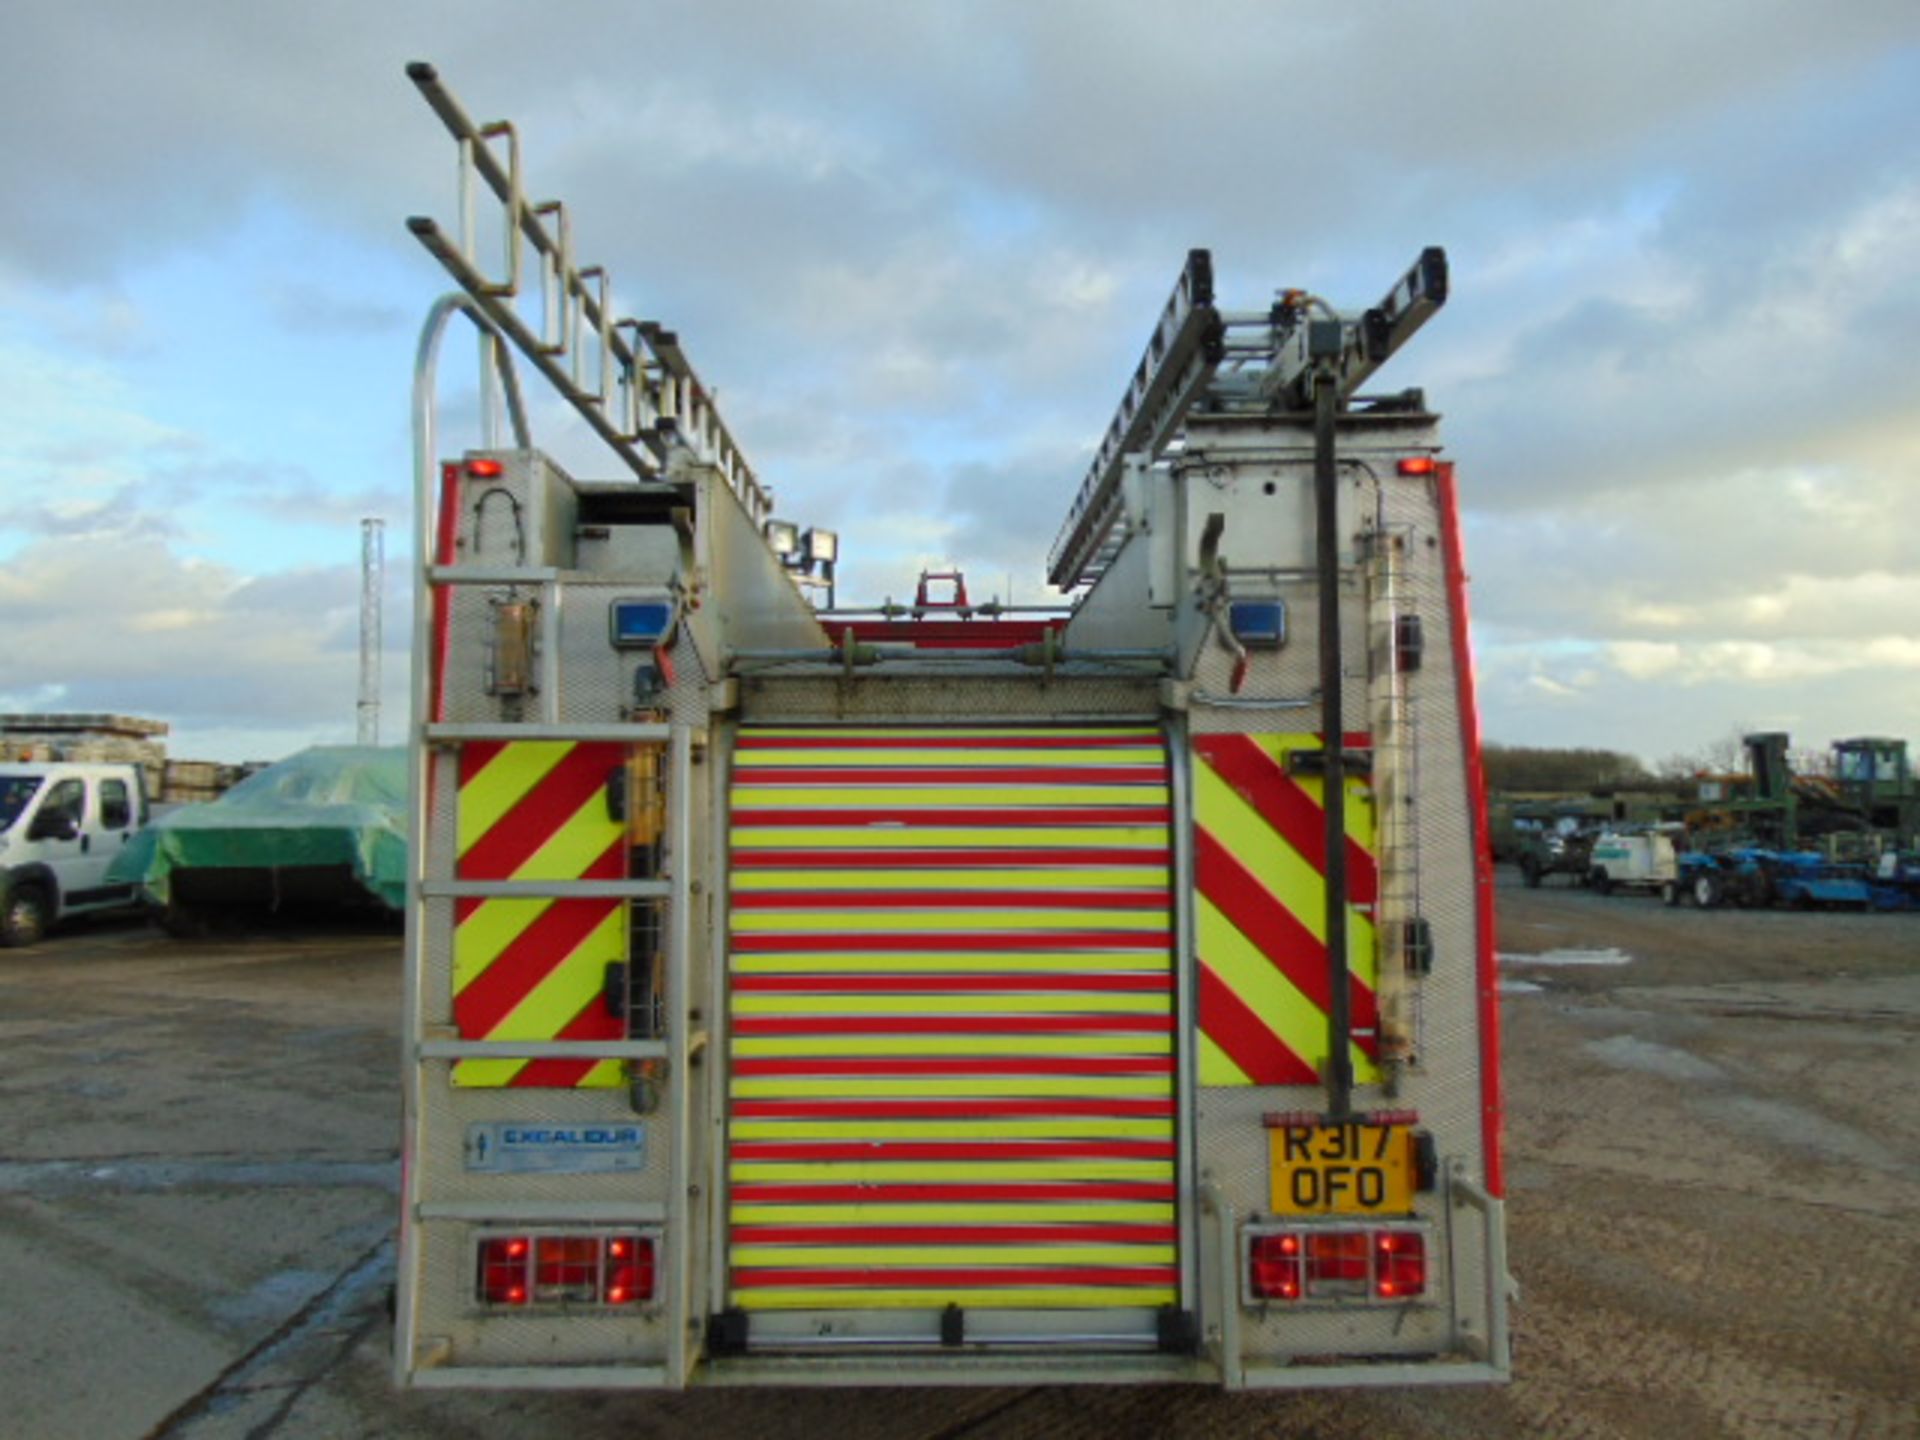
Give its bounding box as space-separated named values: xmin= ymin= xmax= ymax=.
xmin=1156 ymin=1304 xmax=1199 ymax=1355
xmin=940 ymin=1303 xmax=966 ymax=1347
xmin=707 ymin=1308 xmax=750 ymax=1356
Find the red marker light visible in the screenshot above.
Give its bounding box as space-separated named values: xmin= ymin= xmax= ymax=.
xmin=478 ymin=1236 xmax=533 ymax=1305
xmin=479 ymin=1232 xmax=655 ymax=1306
xmin=467 ymin=457 xmax=504 ymax=478
xmin=1374 ymin=1230 xmax=1427 ymax=1299
xmin=606 ymin=1236 xmax=657 ymax=1304
xmin=1396 ymin=456 xmax=1436 ymax=476
xmin=1248 ymin=1233 xmax=1305 ymax=1300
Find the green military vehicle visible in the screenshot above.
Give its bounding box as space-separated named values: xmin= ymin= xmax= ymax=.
xmin=1514 ymin=824 xmax=1596 ymax=888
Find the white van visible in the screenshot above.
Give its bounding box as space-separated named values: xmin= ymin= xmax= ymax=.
xmin=1587 ymin=828 xmax=1680 ymax=896
xmin=0 ymin=762 xmax=150 ymax=945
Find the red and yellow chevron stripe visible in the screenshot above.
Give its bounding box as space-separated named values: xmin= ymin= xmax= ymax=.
xmin=1191 ymin=732 xmax=1380 ymax=1088
xmin=726 ymin=725 xmax=1179 ymax=1312
xmin=451 ymin=739 xmax=630 ymax=1089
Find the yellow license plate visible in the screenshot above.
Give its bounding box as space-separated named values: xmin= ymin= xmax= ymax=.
xmin=1268 ymin=1122 xmax=1415 ymax=1216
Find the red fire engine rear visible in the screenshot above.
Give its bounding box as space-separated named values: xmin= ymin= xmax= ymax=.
xmin=395 ymin=62 xmax=1510 ymax=1391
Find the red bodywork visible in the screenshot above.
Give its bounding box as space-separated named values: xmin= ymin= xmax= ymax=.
xmin=820 ymin=618 xmax=1067 ymax=651
xmin=1434 ymin=460 xmax=1504 ymax=1198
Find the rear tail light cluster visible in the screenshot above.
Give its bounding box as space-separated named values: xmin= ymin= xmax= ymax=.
xmin=1246 ymin=1226 xmax=1427 ymax=1304
xmin=476 ymin=1232 xmax=656 ymax=1308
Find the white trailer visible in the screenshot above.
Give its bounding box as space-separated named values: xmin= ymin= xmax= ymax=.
xmin=395 ymin=64 xmax=1510 ymax=1392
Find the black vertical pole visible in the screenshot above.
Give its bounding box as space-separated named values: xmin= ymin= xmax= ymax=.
xmin=1314 ymin=371 xmax=1354 ymax=1120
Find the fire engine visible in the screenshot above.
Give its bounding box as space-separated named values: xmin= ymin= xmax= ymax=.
xmin=396 ymin=63 xmax=1510 ymax=1390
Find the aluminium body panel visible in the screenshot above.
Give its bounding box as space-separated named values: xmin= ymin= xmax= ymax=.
xmin=401 ymin=446 xmax=722 ymax=1383
xmin=688 ymin=457 xmax=833 ymax=663
xmin=401 ymin=426 xmax=1506 ymax=1388
xmin=1061 ymin=507 xmax=1176 ymax=652
xmin=1077 ymin=412 xmax=1499 ymax=1372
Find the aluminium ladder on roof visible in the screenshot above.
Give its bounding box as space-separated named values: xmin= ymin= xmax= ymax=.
xmin=403 ymin=62 xmax=772 ymax=527
xmin=1045 ymin=248 xmax=1449 ymax=593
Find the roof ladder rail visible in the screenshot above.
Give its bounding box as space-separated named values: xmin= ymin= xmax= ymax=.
xmin=1365 ymin=526 xmax=1423 ymax=1065
xmin=1047 ymin=250 xmax=1224 ymax=589
xmin=403 ymin=62 xmax=774 ymax=526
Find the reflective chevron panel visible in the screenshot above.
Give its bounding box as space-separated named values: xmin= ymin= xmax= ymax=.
xmin=451 ymin=739 xmax=629 ymax=1088
xmin=1190 ymin=732 xmax=1380 ymax=1088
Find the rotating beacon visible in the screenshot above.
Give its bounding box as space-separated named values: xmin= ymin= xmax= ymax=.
xmin=395 ymin=62 xmax=1512 ymax=1391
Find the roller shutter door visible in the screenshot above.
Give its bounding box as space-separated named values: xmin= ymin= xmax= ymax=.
xmin=725 ymin=725 xmax=1179 ymax=1333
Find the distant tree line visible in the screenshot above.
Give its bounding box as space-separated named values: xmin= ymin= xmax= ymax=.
xmin=1481 ymin=744 xmax=1650 ymax=793
xmin=1650 ymin=725 xmax=1832 ymax=781
xmin=1486 ymin=728 xmax=1852 ymax=795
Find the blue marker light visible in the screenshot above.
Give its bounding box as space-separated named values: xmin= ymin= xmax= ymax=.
xmin=1229 ymin=600 xmax=1286 ymax=649
xmin=609 ymin=598 xmax=677 ymax=649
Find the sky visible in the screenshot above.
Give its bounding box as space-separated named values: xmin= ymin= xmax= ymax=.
xmin=2 ymin=2 xmax=1917 ymax=766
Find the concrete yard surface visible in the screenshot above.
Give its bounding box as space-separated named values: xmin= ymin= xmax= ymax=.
xmin=1 ymin=880 xmax=1916 ymax=1439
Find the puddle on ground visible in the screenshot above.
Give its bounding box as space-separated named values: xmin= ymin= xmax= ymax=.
xmin=1499 ymin=947 xmax=1632 ymax=967
xmin=1707 ymin=1095 xmax=1911 ymax=1176
xmin=209 ymin=1267 xmax=335 ymax=1330
xmin=1499 ymin=979 xmax=1545 ymax=995
xmin=1585 ymin=1033 xmax=1724 ymax=1082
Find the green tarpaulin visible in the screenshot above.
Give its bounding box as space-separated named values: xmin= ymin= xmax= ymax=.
xmin=110 ymin=746 xmax=408 ymax=912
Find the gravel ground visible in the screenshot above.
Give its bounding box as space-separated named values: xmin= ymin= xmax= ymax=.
xmin=1 ymin=876 xmax=1915 ymax=1440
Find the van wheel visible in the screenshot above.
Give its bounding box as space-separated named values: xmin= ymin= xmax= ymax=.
xmin=1 ymin=886 xmax=51 ymax=947
xmin=1589 ymin=868 xmax=1613 ymax=897
xmin=1661 ymin=880 xmax=1681 ymax=907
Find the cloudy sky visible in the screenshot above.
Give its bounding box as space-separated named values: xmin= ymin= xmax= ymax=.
xmin=2 ymin=2 xmax=1916 ymax=765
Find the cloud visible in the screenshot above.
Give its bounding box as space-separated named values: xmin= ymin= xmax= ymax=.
xmin=0 ymin=1 xmax=1916 ymax=764
xmin=0 ymin=482 xmax=179 ymax=542
xmin=1607 ymin=641 xmax=1685 ymax=681
xmin=0 ymin=340 xmax=192 ymax=474
xmin=1479 ymin=635 xmax=1920 ymax=759
xmin=0 ymin=283 xmax=158 ymax=360
xmin=1466 ymin=451 xmax=1919 ymax=645
xmin=265 ymin=281 xmax=407 ymax=336
xmin=0 ymin=531 xmax=406 ymax=757
xmin=937 ymin=443 xmax=1089 ymax=583
xmin=1606 ymin=636 xmax=1920 ymax=685
xmin=238 ymin=476 xmax=408 ymax=530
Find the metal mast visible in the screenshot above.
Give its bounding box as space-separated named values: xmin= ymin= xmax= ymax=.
xmin=358 ymin=516 xmax=385 ymax=744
